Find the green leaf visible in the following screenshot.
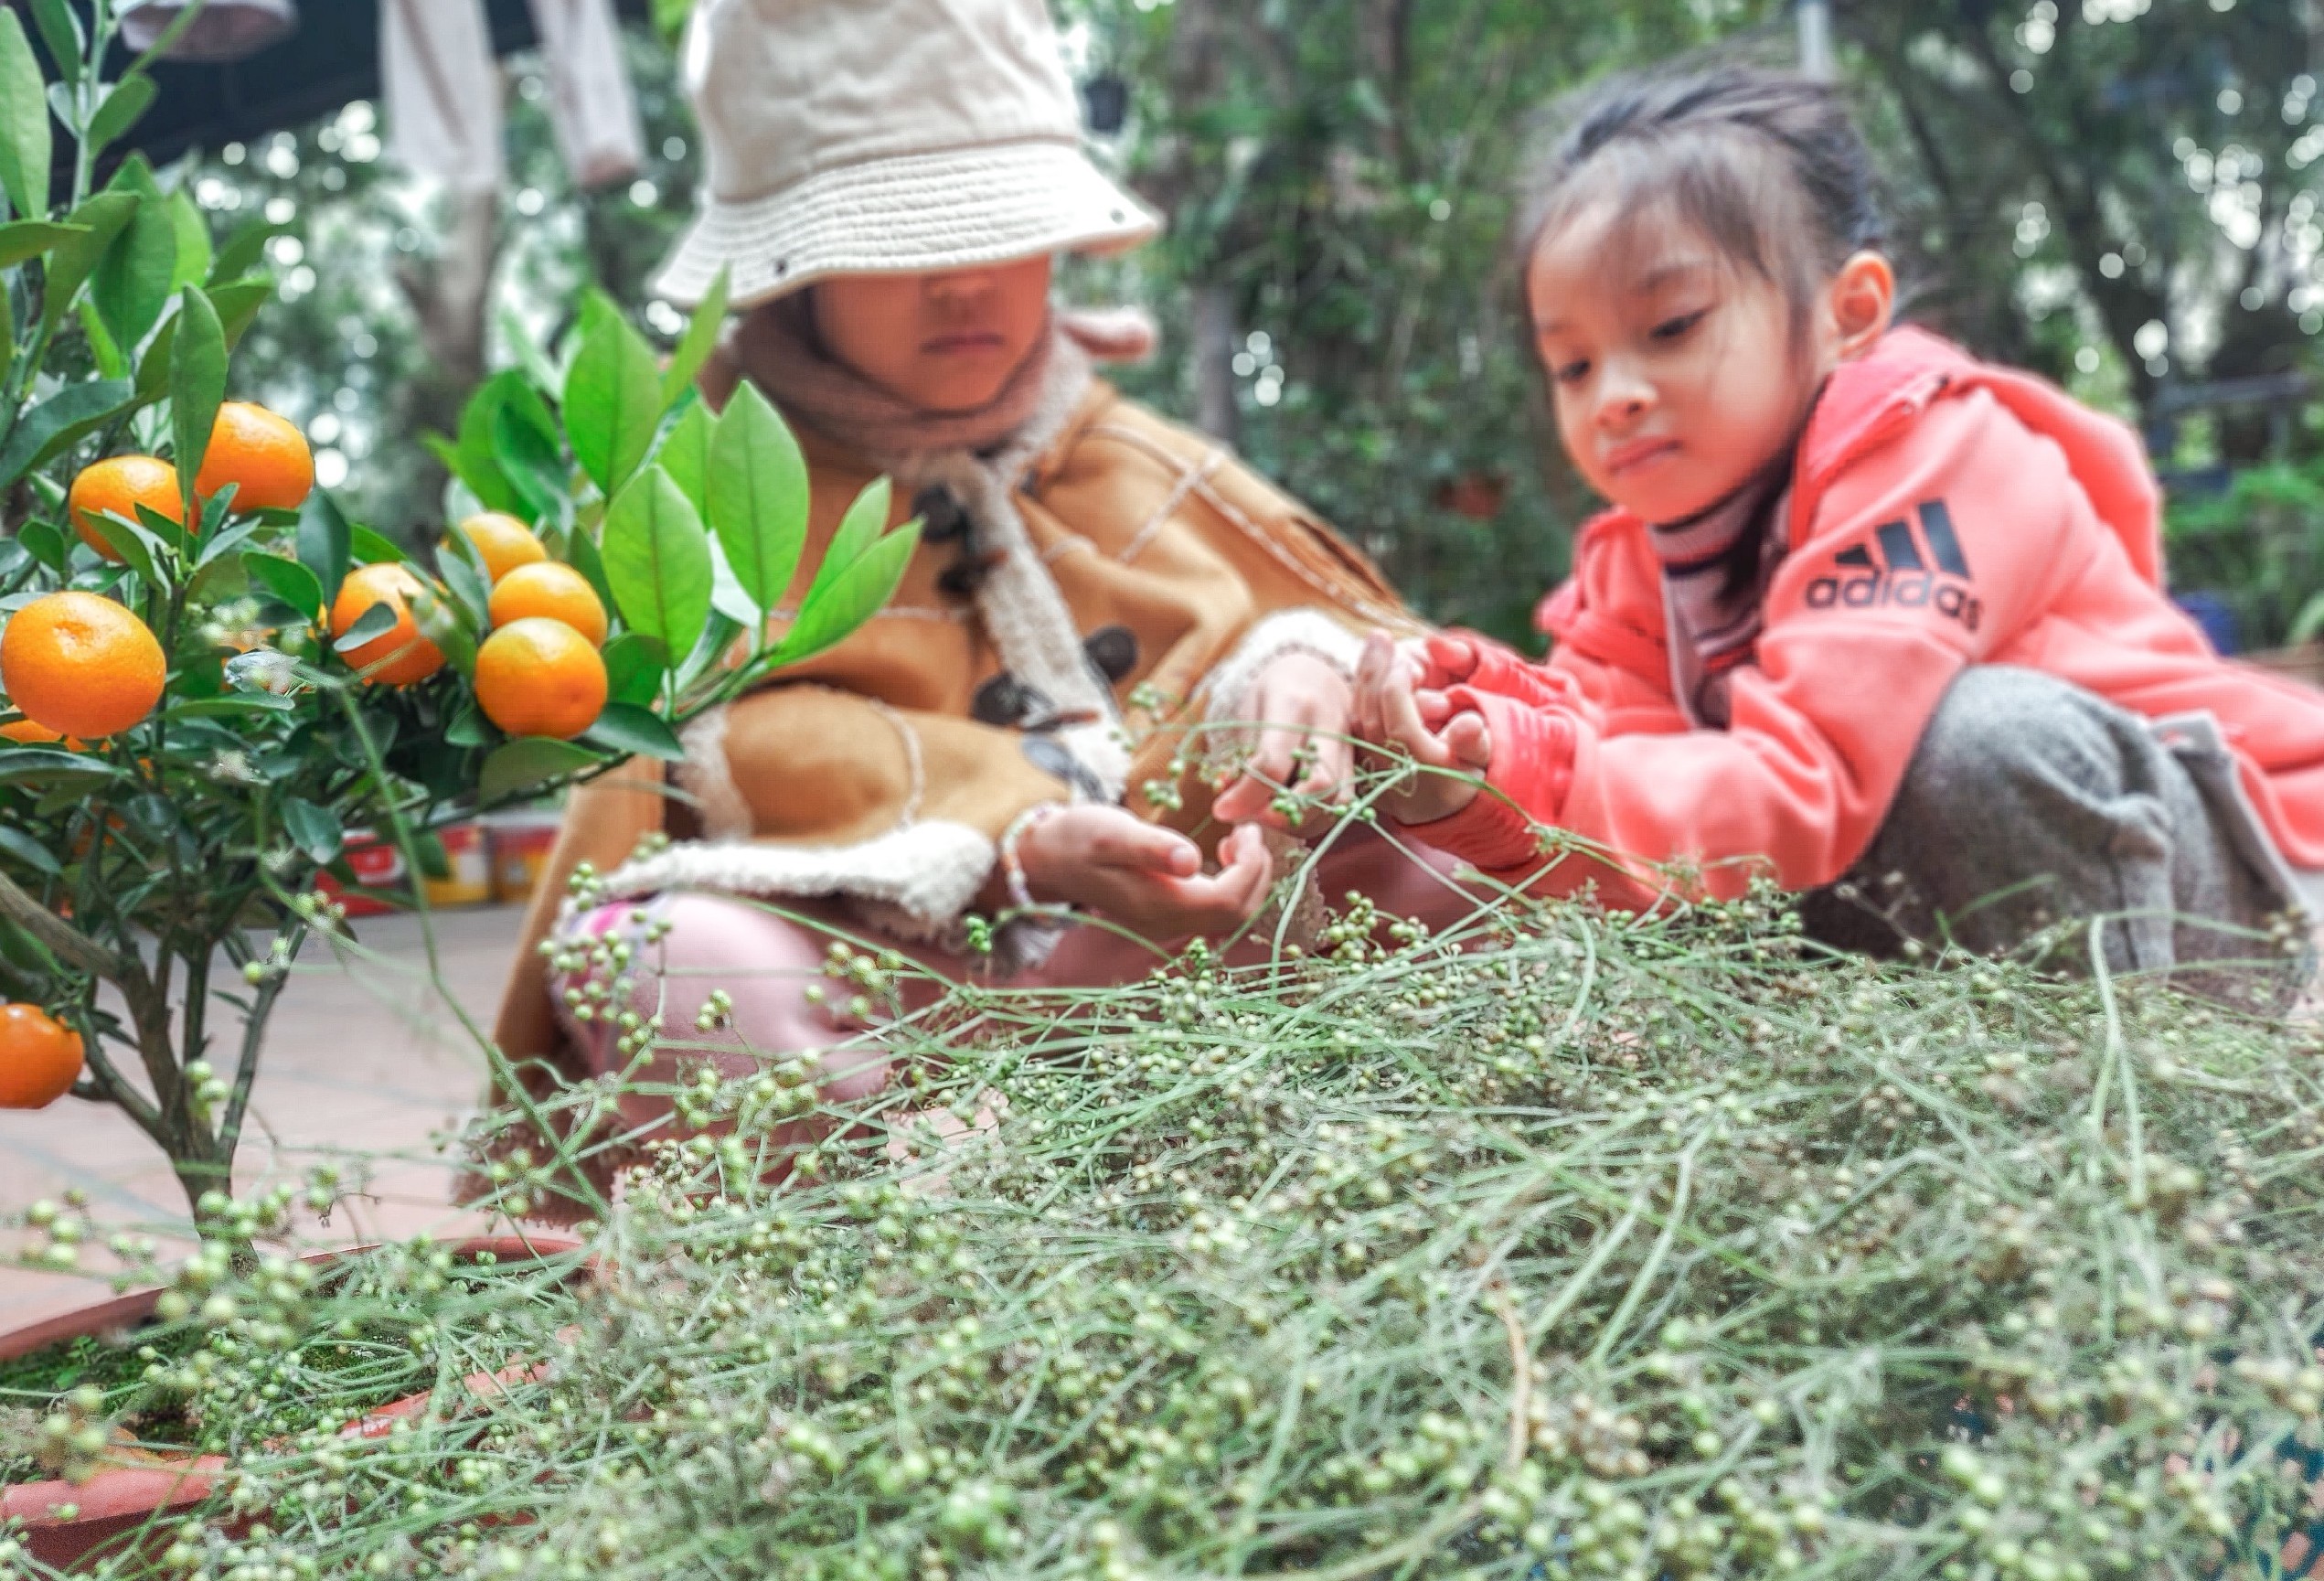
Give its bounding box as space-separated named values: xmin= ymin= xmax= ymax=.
xmin=583 ymin=701 xmax=687 ymax=762
xmin=209 ymin=218 xmax=288 ymax=284
xmin=705 ymin=381 xmax=810 ymax=614
xmin=677 ymin=609 xmax=744 ymax=690
xmin=563 ymin=299 xmax=663 ymax=495
xmin=165 ymin=187 xmax=210 ymax=291
xmin=25 ymin=0 xmax=80 ymax=73
xmin=74 ymin=294 xmax=125 ymax=379
xmin=448 ymin=376 xmax=521 ymax=514
xmin=83 ymin=508 xmax=162 ymax=583
xmin=491 ymin=398 xmax=567 ymax=526
xmin=497 ymin=305 xmax=564 ymax=400
xmin=707 ymin=539 xmax=758 ymax=629
xmin=0 ymin=822 xmax=62 ymax=878
xmin=194 ymin=513 xmax=263 ymax=569
xmin=773 ymin=526 xmax=916 ymax=668
xmin=0 ymin=219 xmax=85 ymax=269
xmin=444 ymin=702 xmax=495 ymax=749
xmin=166 ymin=693 xmax=293 ymax=718
xmin=2289 ymin=592 xmax=2324 ymax=647
xmin=408 ymin=583 xmax=476 ymax=678
xmin=0 ymin=11 xmax=52 ymax=223
xmin=0 ymin=378 xmax=134 ymax=491
xmin=279 ymin=797 xmax=344 ymax=865
xmin=601 ymin=632 xmax=667 ymax=708
xmin=243 ymin=552 xmax=324 ymax=621
xmin=134 ymin=499 xmax=191 ymax=558
xmin=37 ymin=192 xmax=136 ymax=335
xmin=601 ymin=468 xmax=713 ymax=662
xmin=16 ymin=520 xmax=67 ymax=575
xmin=213 ymin=272 xmax=272 ymax=339
xmin=134 ymin=274 xmax=271 ymax=402
xmin=333 ymin=602 xmax=400 ymax=652
xmin=0 ymin=748 xmax=123 ymax=785
xmin=479 ymin=737 xmax=607 ymax=804
xmin=349 ymin=524 xmax=408 ymax=566
xmin=433 ymin=532 xmax=492 ymax=629
xmin=296 ymin=489 xmax=353 ymax=604
xmin=87 ymin=72 xmax=158 ymax=159
xmin=803 ymin=476 xmax=893 ymax=608
xmin=661 ymin=266 xmax=730 ymax=409
xmin=657 ymin=401 xmax=713 ymax=517
xmin=168 ymin=285 xmax=227 ymax=521
xmin=566 ymin=513 xmax=616 ymax=615
xmin=91 ymin=189 xmax=177 ymax=349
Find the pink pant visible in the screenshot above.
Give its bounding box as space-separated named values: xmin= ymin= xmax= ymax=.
xmin=546 ymin=828 xmax=1489 ymax=1142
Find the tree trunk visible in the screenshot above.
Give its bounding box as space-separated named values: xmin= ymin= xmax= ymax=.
xmin=396 ymin=186 xmax=501 ymax=537
xmin=1138 ymin=0 xmax=1243 ymax=445
xmin=1191 ymin=283 xmax=1242 ymax=448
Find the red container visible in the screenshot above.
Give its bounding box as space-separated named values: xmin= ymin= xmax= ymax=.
xmin=486 ymin=811 xmax=563 ymax=905
xmin=314 ymin=830 xmax=409 ymax=918
xmin=421 ymin=821 xmax=492 ymax=909
xmin=1 ymin=1236 xmax=588 ymax=1571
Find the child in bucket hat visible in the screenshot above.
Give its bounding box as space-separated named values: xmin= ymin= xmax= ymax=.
xmin=475 ymin=0 xmax=1484 ymax=1214
xmin=655 ymin=0 xmax=1158 ymax=307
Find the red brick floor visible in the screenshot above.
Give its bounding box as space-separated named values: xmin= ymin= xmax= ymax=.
xmin=0 ymin=905 xmax=524 ymax=1334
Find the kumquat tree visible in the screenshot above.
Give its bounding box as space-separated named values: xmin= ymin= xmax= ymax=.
xmin=0 ymin=0 xmax=912 ymax=1230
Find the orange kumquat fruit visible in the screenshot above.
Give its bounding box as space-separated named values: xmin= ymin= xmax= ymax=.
xmin=488 ymin=561 xmax=608 ymax=646
xmin=0 ymin=1003 xmax=86 ymax=1109
xmin=195 ymin=401 xmax=314 ymax=514
xmin=0 ymin=593 xmax=167 ymax=740
xmin=453 ymin=512 xmax=549 ymax=584
xmin=329 ymin=563 xmax=446 ymax=688
xmin=67 ymin=455 xmax=183 ymax=561
xmin=474 ymin=618 xmax=608 ymax=741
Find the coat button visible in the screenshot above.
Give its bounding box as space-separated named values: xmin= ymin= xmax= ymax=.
xmin=1082 ymin=625 xmax=1138 ymax=683
xmin=973 ymin=673 xmax=1050 ymax=728
xmin=915 ymin=486 xmax=968 ymax=541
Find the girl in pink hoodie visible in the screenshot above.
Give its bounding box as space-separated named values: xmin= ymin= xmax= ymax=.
xmin=1354 ymin=64 xmax=2324 ymax=987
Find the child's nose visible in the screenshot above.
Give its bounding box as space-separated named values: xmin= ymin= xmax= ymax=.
xmin=927 ymin=267 xmax=1000 ymax=303
xmin=1594 ymin=373 xmax=1653 ymax=427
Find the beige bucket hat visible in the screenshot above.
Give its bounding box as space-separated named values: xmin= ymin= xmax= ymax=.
xmin=654 ymin=0 xmax=1163 ymax=309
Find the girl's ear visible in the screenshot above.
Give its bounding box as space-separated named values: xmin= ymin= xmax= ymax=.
xmin=1828 ymin=251 xmax=1895 ymax=359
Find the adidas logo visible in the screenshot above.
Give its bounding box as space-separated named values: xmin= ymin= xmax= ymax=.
xmin=1804 ymin=499 xmax=1983 ymax=633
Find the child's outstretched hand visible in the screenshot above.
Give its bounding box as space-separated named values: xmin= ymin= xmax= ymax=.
xmin=1409 ymin=631 xmax=1483 ymax=692
xmin=1352 ymin=632 xmax=1493 ymax=825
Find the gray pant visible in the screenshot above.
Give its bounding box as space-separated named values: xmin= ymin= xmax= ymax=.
xmin=1798 ymin=666 xmax=2308 ymax=999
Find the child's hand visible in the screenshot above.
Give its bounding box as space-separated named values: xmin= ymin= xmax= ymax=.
xmin=1411 ymin=632 xmax=1483 ymax=691
xmin=1013 ymin=806 xmax=1274 ymax=943
xmin=1211 ymin=649 xmax=1355 ymax=834
xmin=1352 ymin=633 xmax=1494 ymax=825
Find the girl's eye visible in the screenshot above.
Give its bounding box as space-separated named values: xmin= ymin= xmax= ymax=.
xmin=1552 ymin=359 xmax=1592 ymax=386
xmin=1651 ymin=309 xmax=1708 ymax=342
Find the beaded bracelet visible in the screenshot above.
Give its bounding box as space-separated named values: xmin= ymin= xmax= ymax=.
xmin=997 ymin=802 xmax=1068 ymax=913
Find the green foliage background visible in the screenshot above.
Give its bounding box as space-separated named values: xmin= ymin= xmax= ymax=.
xmin=182 ymin=0 xmax=2324 ymax=648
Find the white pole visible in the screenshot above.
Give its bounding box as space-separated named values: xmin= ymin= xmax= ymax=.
xmin=1797 ymin=0 xmax=1835 ymax=79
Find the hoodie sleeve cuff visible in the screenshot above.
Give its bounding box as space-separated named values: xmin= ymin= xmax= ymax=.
xmin=1389 ymin=689 xmax=1578 ymax=873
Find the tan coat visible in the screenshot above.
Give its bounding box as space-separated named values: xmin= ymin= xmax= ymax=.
xmin=488 ymin=377 xmax=1413 ymax=1084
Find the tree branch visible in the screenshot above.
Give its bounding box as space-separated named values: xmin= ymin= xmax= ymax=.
xmin=0 ymin=868 xmax=128 ymax=980
xmin=219 ymin=922 xmax=304 ymax=1155
xmin=71 ymin=1036 xmax=163 ymax=1138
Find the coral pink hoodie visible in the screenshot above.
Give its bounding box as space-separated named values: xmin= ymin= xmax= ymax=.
xmin=1411 ymin=327 xmax=2324 ymax=910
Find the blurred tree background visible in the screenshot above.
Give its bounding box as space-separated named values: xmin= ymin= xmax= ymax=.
xmin=162 ymin=0 xmax=2324 ymax=649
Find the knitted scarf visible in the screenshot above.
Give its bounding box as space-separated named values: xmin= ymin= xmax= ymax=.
xmin=1649 ymin=461 xmax=1795 ymax=731
xmin=732 ymin=300 xmax=1130 ymax=799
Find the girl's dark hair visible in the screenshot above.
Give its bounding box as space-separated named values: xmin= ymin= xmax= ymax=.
xmin=1515 ymin=63 xmax=1885 ymax=331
